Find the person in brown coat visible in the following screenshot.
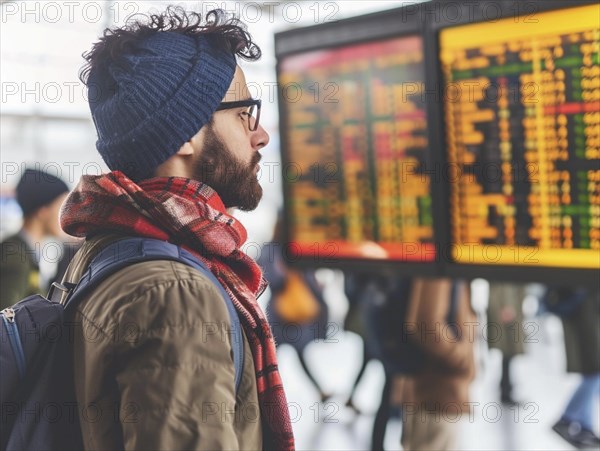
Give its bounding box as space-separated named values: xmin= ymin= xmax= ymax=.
xmin=399 ymin=278 xmax=476 ymax=451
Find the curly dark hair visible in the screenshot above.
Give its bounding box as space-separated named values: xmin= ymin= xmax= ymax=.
xmin=79 ymin=6 xmax=261 ymax=85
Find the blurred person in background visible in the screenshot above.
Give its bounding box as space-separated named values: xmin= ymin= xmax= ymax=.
xmin=344 ymin=272 xmax=413 ymax=450
xmin=258 ymin=217 xmax=331 ymax=403
xmin=487 ymin=282 xmax=527 ymax=404
xmin=57 ymin=7 xmax=294 ymax=450
xmin=343 ymin=271 xmax=376 ymax=415
xmin=544 ymin=286 xmax=600 ymax=449
xmin=0 ymin=168 xmax=69 ymax=308
xmin=399 ymin=278 xmax=476 ymax=451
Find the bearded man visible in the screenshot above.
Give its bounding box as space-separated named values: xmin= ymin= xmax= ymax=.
xmin=59 ymin=7 xmax=294 ymax=450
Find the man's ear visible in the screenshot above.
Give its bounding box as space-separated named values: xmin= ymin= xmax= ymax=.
xmin=178 ymin=127 xmax=205 ymax=156
xmin=177 ymin=141 xmax=195 ymax=156
xmin=155 ymin=137 xmax=198 ymax=178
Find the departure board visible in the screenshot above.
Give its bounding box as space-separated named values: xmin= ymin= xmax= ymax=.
xmin=440 ymin=4 xmax=600 ymax=269
xmin=279 ymin=36 xmax=436 ymax=262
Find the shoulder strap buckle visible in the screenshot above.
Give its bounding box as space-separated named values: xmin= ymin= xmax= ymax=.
xmin=47 ymin=282 xmax=75 ymax=305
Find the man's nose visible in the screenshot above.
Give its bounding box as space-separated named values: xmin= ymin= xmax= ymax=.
xmin=252 ymin=124 xmax=270 ymax=150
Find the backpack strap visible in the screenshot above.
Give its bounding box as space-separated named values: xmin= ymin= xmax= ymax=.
xmin=62 ymin=237 xmax=244 ymax=394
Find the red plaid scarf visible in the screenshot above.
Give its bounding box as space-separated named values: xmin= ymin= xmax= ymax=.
xmin=60 ymin=171 xmax=294 ymax=450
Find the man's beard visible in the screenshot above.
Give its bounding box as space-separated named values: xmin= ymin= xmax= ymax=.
xmin=192 ymin=124 xmax=263 ymax=211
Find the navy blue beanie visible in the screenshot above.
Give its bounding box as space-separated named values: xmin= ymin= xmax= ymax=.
xmin=88 ymin=32 xmax=237 ymax=182
xmin=16 ymin=168 xmax=70 ymax=216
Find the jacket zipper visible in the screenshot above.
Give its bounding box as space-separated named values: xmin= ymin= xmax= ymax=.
xmin=1 ymin=308 xmax=26 ymax=378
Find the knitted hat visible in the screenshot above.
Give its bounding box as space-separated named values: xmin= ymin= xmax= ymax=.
xmin=88 ymin=32 xmax=237 ymax=182
xmin=16 ymin=168 xmax=70 ymax=216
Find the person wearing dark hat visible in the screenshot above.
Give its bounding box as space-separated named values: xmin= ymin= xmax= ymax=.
xmin=0 ymin=168 xmax=69 ymax=308
xmin=57 ymin=7 xmax=294 ymax=451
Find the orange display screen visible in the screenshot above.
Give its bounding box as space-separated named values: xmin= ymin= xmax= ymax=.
xmin=279 ymin=36 xmax=435 ymax=262
xmin=440 ymin=4 xmax=600 ymax=269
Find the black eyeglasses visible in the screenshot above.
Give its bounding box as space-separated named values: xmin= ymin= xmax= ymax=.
xmin=215 ymin=99 xmax=262 ymax=132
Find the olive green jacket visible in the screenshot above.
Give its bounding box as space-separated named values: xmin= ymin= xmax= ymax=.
xmin=63 ymin=234 xmax=262 ymax=450
xmin=0 ymin=233 xmax=40 ymax=309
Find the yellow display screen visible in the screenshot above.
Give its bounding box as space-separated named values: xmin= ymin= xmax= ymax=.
xmin=440 ymin=4 xmax=600 ymax=269
xmin=279 ymin=36 xmax=436 ymax=262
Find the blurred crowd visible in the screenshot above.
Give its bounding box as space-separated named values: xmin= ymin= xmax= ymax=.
xmin=4 ymin=170 xmax=598 ymax=450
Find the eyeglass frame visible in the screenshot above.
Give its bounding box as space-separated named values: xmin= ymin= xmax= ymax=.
xmin=215 ymin=99 xmax=262 ymax=132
